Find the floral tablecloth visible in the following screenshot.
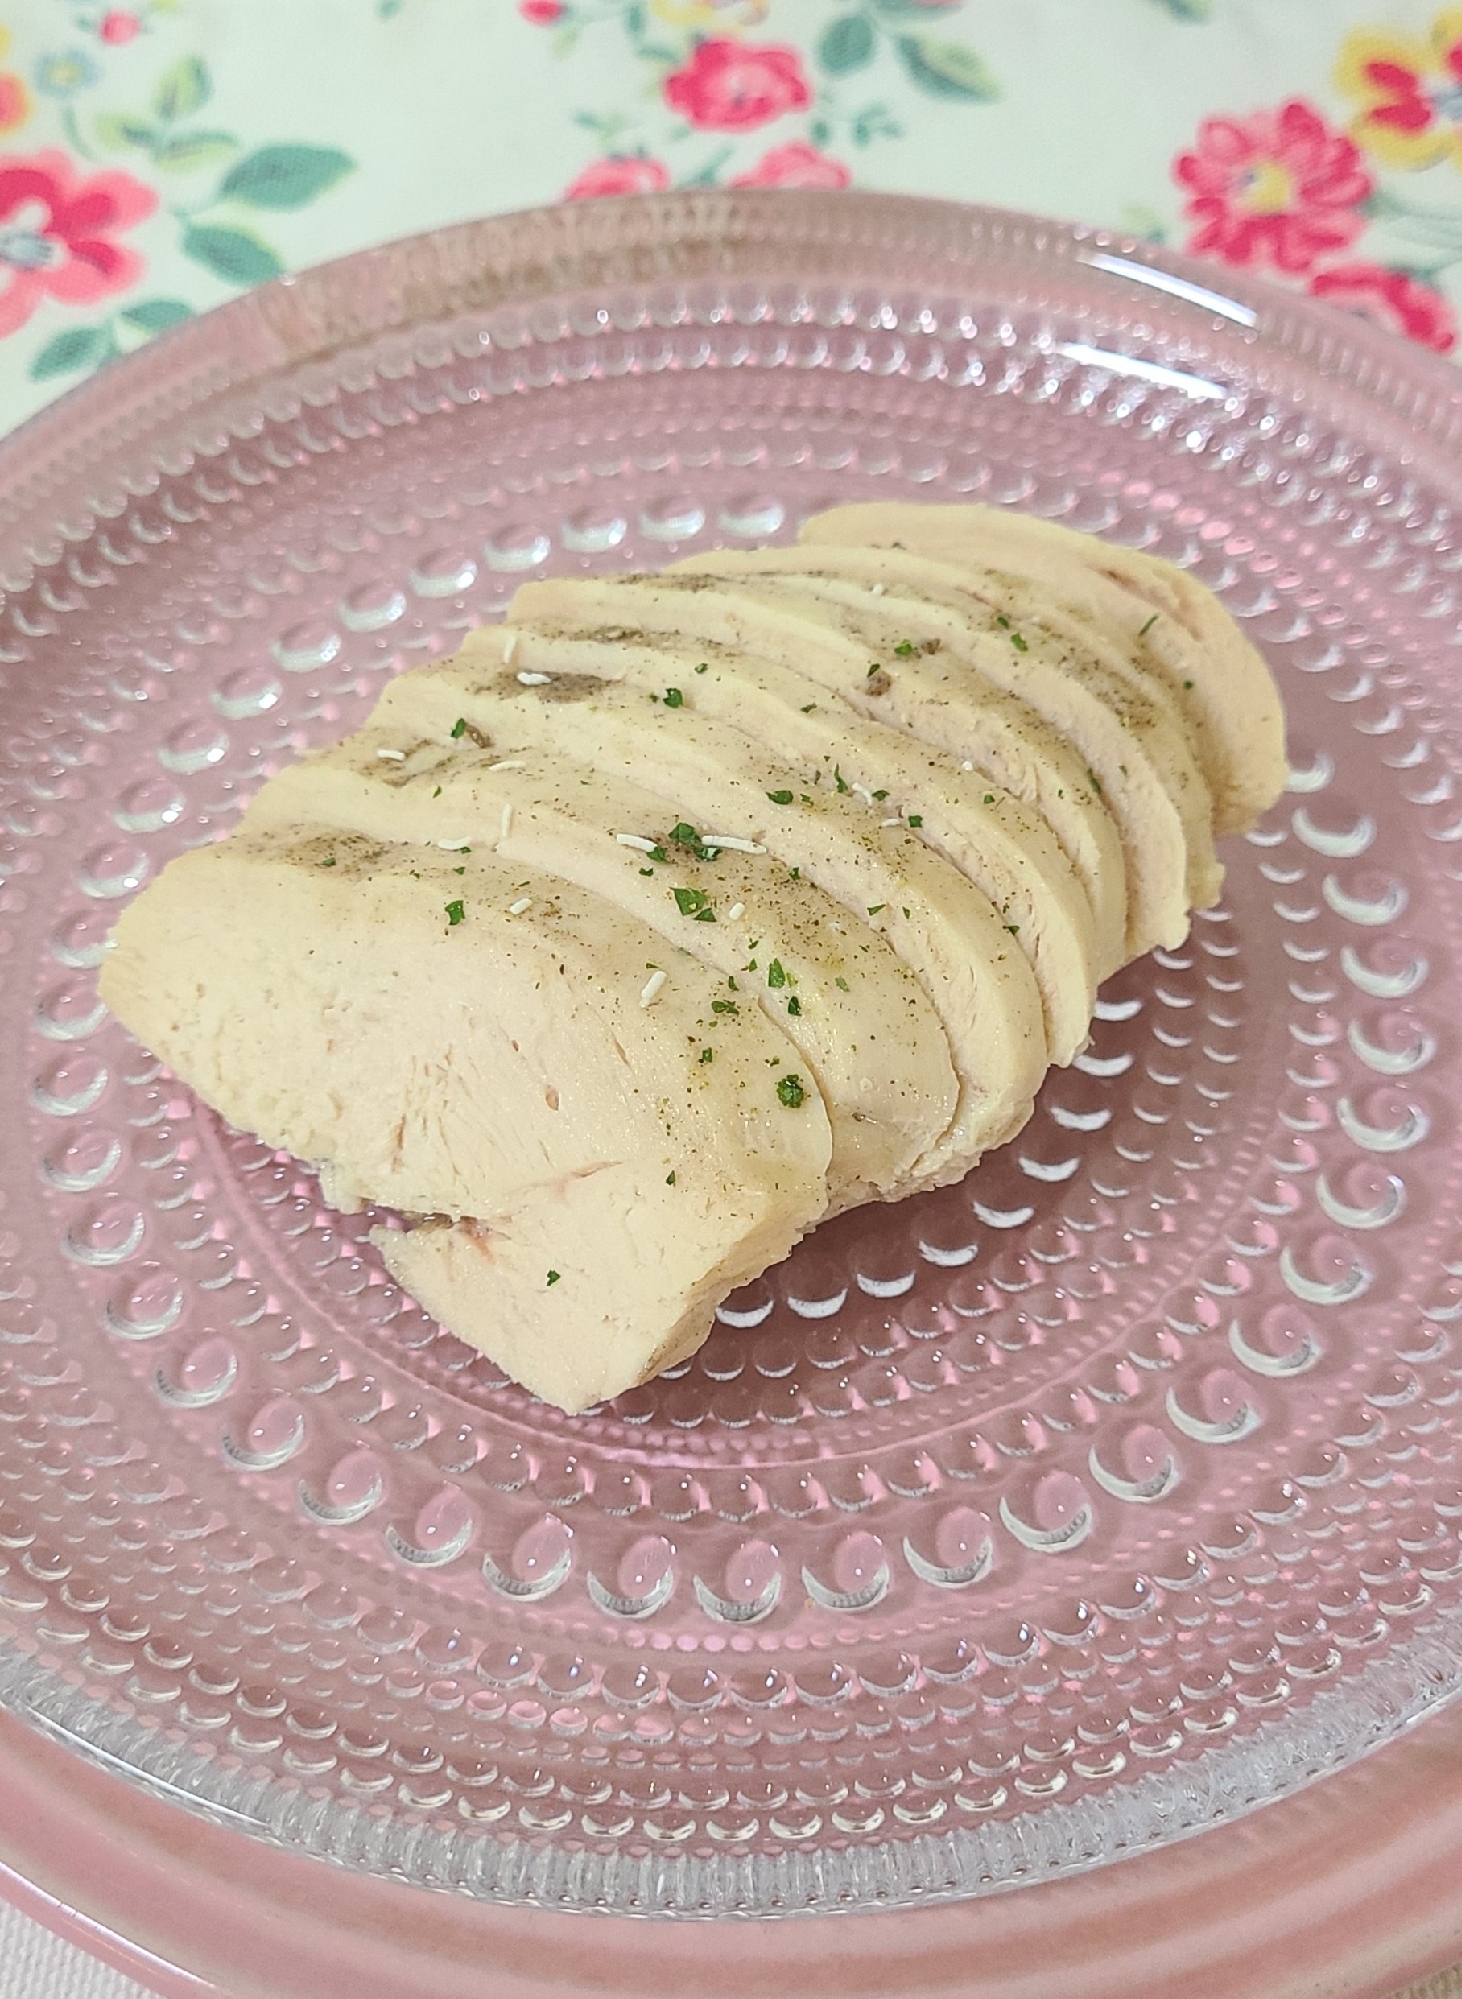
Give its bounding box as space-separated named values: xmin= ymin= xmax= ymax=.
xmin=6 ymin=1 xmax=1462 ymax=1994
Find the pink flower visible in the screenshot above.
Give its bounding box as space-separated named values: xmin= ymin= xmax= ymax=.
xmin=0 ymin=149 xmax=155 ymax=338
xmin=732 ymin=141 xmax=850 ymax=189
xmin=1174 ymin=99 xmax=1373 ymax=275
xmin=664 ymin=37 xmax=811 ymax=132
xmin=564 ymin=155 xmax=672 ymax=201
xmin=519 ymin=0 xmax=563 ymax=20
xmin=1308 ymin=261 xmax=1456 ymax=354
xmin=98 ymin=11 xmax=142 ymax=41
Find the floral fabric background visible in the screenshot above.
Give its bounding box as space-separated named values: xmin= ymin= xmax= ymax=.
xmin=0 ymin=0 xmax=1458 ymax=434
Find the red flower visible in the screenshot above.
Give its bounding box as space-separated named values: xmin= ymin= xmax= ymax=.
xmin=664 ymin=37 xmax=811 ymax=132
xmin=0 ymin=76 xmax=26 ymax=132
xmin=564 ymin=155 xmax=672 ymax=201
xmin=519 ymin=0 xmax=563 ymax=20
xmin=732 ymin=141 xmax=850 ymax=189
xmin=0 ymin=149 xmax=155 ymax=338
xmin=1308 ymin=261 xmax=1457 ymax=354
xmin=1174 ymin=99 xmax=1372 ymax=275
xmin=98 ymin=10 xmax=142 ymax=41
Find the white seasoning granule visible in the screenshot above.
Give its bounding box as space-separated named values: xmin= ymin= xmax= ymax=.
xmin=870 ymin=582 xmax=886 ymax=597
xmin=487 ymin=758 xmax=527 ymax=772
xmin=880 ymin=816 xmax=901 ymax=828
xmin=499 ymin=804 xmax=514 ymax=841
xmin=960 ymin=760 xmax=974 ymax=772
xmin=376 ymin=747 xmax=406 ymax=762
xmin=437 ymin=838 xmax=471 ymax=851
xmin=701 ymin=835 xmax=764 ymax=854
xmin=726 ymin=902 xmax=745 ymax=923
xmin=508 ymin=896 xmax=533 ymax=915
xmin=501 ymin=630 xmax=520 ymax=666
xmin=851 ymin=784 xmax=876 ymax=807
xmin=640 ymin=969 xmax=668 ymax=1007
xmin=517 ymin=670 xmax=552 ymax=687
xmin=615 ymin=833 xmax=658 ymax=852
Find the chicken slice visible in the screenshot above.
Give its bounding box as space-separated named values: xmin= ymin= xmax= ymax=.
xmin=243 ymin=730 xmax=957 ymax=1208
xmin=652 ymin=544 xmax=1210 ymax=956
xmin=498 ymin=585 xmax=1097 ymax=1064
xmin=649 ymin=558 xmax=1127 ymax=982
xmin=370 ymin=660 xmax=1047 ymax=1187
xmin=99 ymin=827 xmax=832 ymax=1414
xmin=802 ymin=502 xmax=1286 ymax=836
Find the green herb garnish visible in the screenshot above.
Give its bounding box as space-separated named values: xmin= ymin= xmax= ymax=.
xmin=663 ymin=687 xmax=684 ymax=707
xmin=445 ymin=899 xmax=465 ymax=926
xmin=546 ymin=1270 xmax=561 ymax=1286
xmin=776 ymin=1073 xmax=806 ymax=1108
xmin=450 ymin=717 xmax=468 ymax=739
xmin=1139 ymin=614 xmax=1158 ymax=637
xmin=767 ymin=789 xmax=794 ymax=805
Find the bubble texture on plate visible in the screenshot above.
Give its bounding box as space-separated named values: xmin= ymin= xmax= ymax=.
xmin=3 ymin=191 xmax=1462 ymax=1915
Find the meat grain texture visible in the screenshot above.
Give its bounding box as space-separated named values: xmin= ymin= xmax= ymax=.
xmin=100 ymin=505 xmax=1286 ymax=1413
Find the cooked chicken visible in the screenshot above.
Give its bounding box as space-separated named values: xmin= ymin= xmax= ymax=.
xmin=801 ymin=502 xmax=1287 ymax=836
xmin=98 ymin=504 xmax=1286 ymax=1414
xmin=99 ymin=826 xmax=832 ymax=1413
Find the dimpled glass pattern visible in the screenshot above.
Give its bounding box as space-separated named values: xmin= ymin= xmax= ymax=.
xmin=3 ymin=192 xmax=1462 ymax=1917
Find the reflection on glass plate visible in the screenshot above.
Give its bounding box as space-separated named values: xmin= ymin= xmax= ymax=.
xmin=2 ymin=190 xmax=1462 ymax=1916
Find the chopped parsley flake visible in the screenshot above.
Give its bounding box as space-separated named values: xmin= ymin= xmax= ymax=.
xmin=445 ymin=899 xmax=465 ymax=927
xmin=728 ymin=976 xmax=739 ymax=991
xmin=788 ymin=866 xmax=800 ymax=880
xmin=872 ymin=788 xmax=888 ymax=801
xmin=663 ymin=687 xmax=684 ymax=707
xmin=867 ymin=660 xmax=884 ymax=675
xmin=1088 ymin=769 xmax=1103 ymax=795
xmin=834 ymin=766 xmax=850 ymax=794
xmin=1011 ymin=632 xmax=1028 ymax=652
xmin=666 ymin=1171 xmax=676 ymax=1185
xmin=983 ymin=794 xmax=995 ymax=805
xmin=673 ymin=886 xmax=711 ymax=916
xmin=996 ymin=613 xmax=1011 ymax=631
xmin=1183 ymin=677 xmax=1194 ymax=690
xmin=893 ymin=640 xmax=917 ymax=657
xmin=908 ymin=813 xmax=923 ymax=828
xmin=766 ymin=958 xmax=788 ymax=988
xmin=699 ymin=1046 xmax=714 ymax=1064
xmin=835 ymin=976 xmax=850 ymax=992
xmin=868 ymin=903 xmax=886 ymax=915
xmin=1139 ymin=614 xmax=1158 ymax=637
xmin=712 ymin=999 xmax=738 ymax=1015
xmin=776 ymin=1073 xmax=806 ymax=1109
xmin=767 ymin=789 xmax=794 ymax=805
xmin=546 ymin=1269 xmax=561 ymax=1286
xmin=453 ymin=865 xmax=466 ymax=875
xmin=786 ymin=995 xmax=802 ymax=1016
xmin=801 ymin=703 xmax=817 ymax=714
xmin=321 ymin=856 xmax=337 ymax=867
xmin=432 ymin=785 xmax=442 ymax=798
xmin=640 ymin=866 xmax=655 ymax=876
xmin=1007 ymin=923 xmax=1020 ymax=935
xmin=450 ymin=717 xmax=468 ymax=739
xmin=694 ymin=662 xmax=708 ymax=675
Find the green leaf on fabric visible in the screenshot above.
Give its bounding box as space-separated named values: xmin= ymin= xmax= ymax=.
xmin=819 ymin=13 xmax=876 ymax=74
xmin=154 ymin=56 xmax=211 ymax=122
xmin=95 ymin=113 xmax=156 ymax=151
xmin=895 ymin=36 xmax=998 ymax=100
xmin=30 ymin=325 xmax=112 ymax=380
xmin=120 ymin=298 xmax=194 ymax=332
xmin=150 ymin=129 xmax=238 ymax=172
xmin=182 ymin=223 xmax=285 ymax=286
xmin=218 ymin=145 xmax=355 ymax=210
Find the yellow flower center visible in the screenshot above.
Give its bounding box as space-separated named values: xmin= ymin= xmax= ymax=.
xmin=1242 ymin=160 xmax=1295 ymax=216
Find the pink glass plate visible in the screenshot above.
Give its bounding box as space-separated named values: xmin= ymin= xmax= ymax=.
xmin=4 ymin=191 xmax=1462 ymax=1953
